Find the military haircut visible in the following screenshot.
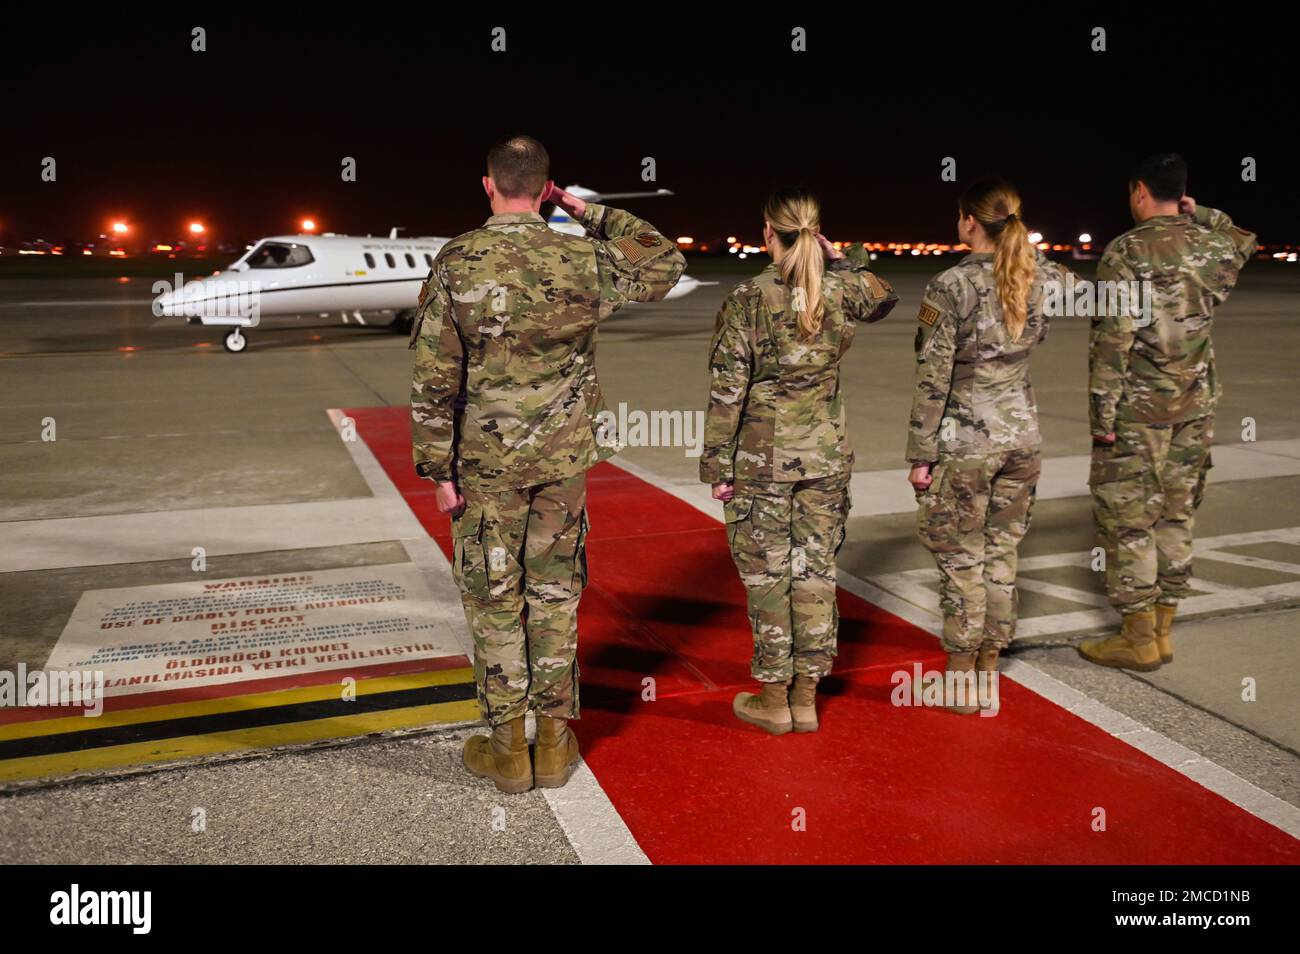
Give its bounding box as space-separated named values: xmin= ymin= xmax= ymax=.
xmin=1130 ymin=152 xmax=1188 ymax=203
xmin=486 ymin=135 xmax=550 ymax=199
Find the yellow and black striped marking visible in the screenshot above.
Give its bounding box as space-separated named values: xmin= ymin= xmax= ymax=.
xmin=0 ymin=668 xmax=477 ymax=786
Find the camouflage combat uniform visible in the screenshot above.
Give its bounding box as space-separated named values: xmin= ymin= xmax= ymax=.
xmin=411 ymin=203 xmax=685 ymax=725
xmin=908 ymin=250 xmax=1069 ymax=654
xmin=701 ymin=259 xmax=897 ymax=682
xmin=1089 ymin=206 xmax=1256 ymax=612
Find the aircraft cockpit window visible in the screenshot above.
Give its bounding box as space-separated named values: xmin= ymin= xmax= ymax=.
xmin=405 ymin=253 xmax=416 ymax=269
xmin=244 ymin=241 xmax=314 ymax=268
xmin=364 ymin=253 xmax=376 ymax=269
xmin=384 ymin=253 xmax=396 ymax=269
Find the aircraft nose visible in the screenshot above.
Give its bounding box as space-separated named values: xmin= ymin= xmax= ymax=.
xmin=155 ymin=288 xmax=177 ymax=317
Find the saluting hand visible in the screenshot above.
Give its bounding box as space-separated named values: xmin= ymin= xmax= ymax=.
xmin=547 ymin=184 xmax=587 ymax=219
xmin=1179 ymin=195 xmax=1197 ymax=216
xmin=816 ymin=233 xmax=844 ymax=260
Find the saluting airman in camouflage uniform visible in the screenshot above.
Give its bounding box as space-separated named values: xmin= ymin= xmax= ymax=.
xmin=702 ymin=187 xmax=896 ymax=735
xmin=908 ymin=178 xmax=1068 ymax=712
xmin=412 ymin=136 xmax=684 ymax=792
xmin=1080 ymin=153 xmax=1255 ymax=672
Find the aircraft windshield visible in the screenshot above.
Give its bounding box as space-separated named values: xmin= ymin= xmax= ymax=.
xmin=243 ymin=241 xmax=314 ymax=268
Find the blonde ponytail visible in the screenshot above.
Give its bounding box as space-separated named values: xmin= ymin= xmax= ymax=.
xmin=993 ymin=214 xmax=1034 ymax=340
xmin=764 ymin=187 xmax=825 ymax=338
xmin=959 ymin=178 xmax=1035 ymax=341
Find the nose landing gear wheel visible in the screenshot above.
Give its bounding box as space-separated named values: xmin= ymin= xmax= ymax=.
xmin=223 ymin=329 xmax=248 ymax=353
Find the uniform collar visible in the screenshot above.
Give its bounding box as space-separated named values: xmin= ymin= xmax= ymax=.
xmin=485 ymin=211 xmax=546 ymax=226
xmin=960 ymin=251 xmax=994 ymax=264
xmin=1139 ymin=213 xmax=1190 ymax=226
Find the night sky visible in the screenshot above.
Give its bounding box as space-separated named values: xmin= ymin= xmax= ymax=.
xmin=3 ymin=11 xmax=1295 ymax=249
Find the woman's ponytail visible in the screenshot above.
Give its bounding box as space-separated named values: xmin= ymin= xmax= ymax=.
xmin=960 ymin=179 xmax=1035 ymax=341
xmin=764 ymin=187 xmax=825 ymax=338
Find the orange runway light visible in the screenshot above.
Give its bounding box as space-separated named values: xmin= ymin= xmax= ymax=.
xmin=188 ymin=223 xmax=205 ymax=235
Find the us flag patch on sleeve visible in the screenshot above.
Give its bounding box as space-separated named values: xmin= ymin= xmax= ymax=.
xmin=918 ymin=302 xmax=942 ymax=326
xmin=612 ymin=234 xmax=665 ymax=265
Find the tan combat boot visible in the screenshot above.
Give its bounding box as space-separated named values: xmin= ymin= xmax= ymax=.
xmin=462 ymin=716 xmax=532 ymax=795
xmin=1154 ymin=604 xmax=1176 ymax=664
xmin=976 ymin=645 xmax=1001 ymax=712
xmin=789 ymin=674 xmax=820 ymax=732
xmin=534 ymin=716 xmax=581 ymax=789
xmin=944 ymin=652 xmax=981 ymax=715
xmin=1077 ymin=609 xmax=1162 ymax=672
xmin=732 ymin=681 xmax=793 ymax=735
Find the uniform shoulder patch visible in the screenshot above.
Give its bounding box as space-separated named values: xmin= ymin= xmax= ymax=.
xmin=612 ymin=233 xmax=668 ymax=265
xmin=863 ymin=272 xmax=890 ymax=299
xmin=917 ymin=302 xmax=942 ymax=326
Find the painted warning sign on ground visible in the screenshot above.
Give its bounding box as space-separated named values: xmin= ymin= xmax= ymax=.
xmin=44 ymin=564 xmax=464 ymax=696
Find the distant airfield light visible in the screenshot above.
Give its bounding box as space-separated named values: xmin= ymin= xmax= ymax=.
xmin=83 ymin=249 xmax=92 ymax=256
xmin=1028 ymin=231 xmax=1043 ymax=244
xmin=676 ymin=236 xmax=694 ymax=246
xmin=726 ymin=236 xmax=737 ymax=244
xmin=1078 ymin=232 xmax=1092 ymax=244
xmin=111 ymin=221 xmax=129 ymax=234
xmin=301 ymin=219 xmax=317 ymax=233
xmin=188 ymin=222 xmax=205 ymax=235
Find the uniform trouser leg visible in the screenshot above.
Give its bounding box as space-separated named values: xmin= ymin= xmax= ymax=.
xmin=917 ymin=454 xmax=997 ymax=654
xmin=726 ymin=482 xmax=794 ymax=682
xmin=522 ymin=475 xmax=587 ymax=720
xmin=1091 ymin=422 xmax=1170 ymax=614
xmin=790 ymin=474 xmax=851 ymax=677
xmin=981 ymin=449 xmax=1040 ymax=649
xmin=727 ymin=475 xmax=850 ymax=682
xmin=1155 ymin=416 xmax=1213 ymax=606
xmin=452 ymin=474 xmax=587 ymax=726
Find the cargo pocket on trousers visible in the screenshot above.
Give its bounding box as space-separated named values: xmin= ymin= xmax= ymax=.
xmin=451 ymin=503 xmax=491 ymax=600
xmin=571 ymin=509 xmax=590 ymax=592
xmin=1089 ymin=447 xmax=1149 ymax=523
xmin=1193 ymin=451 xmax=1213 ymax=510
xmin=833 ymin=485 xmax=852 ymax=557
xmin=724 ymin=495 xmax=762 ymax=574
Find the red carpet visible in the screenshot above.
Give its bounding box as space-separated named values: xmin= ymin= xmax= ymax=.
xmin=351 ymin=405 xmax=1300 ymax=864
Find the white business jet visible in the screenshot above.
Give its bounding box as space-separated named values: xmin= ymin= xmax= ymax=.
xmin=156 ymin=186 xmax=709 ymax=352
